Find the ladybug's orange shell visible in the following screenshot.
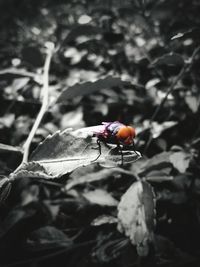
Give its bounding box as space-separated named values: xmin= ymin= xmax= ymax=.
xmin=116 ymin=126 xmax=136 ymax=145
xmin=127 ymin=126 xmax=136 ymax=138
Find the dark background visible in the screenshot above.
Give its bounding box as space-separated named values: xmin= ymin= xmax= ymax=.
xmin=0 ymin=0 xmax=200 ymax=266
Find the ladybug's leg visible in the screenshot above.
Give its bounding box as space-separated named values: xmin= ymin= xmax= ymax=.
xmin=116 ymin=142 xmax=124 ymax=166
xmin=91 ymin=139 xmax=102 ymax=162
xmin=132 ymin=141 xmax=139 ymax=156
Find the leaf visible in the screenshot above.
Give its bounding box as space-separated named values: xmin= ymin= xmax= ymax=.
xmin=0 ymin=143 xmax=22 ymax=154
xmin=145 ymin=78 xmax=161 ymax=90
xmin=27 ymin=129 xmax=141 ymax=177
xmin=63 ymin=25 xmax=102 ymax=44
xmin=12 ymin=162 xmax=55 ymax=180
xmin=171 ymin=27 xmax=200 ymax=41
xmin=140 ymin=121 xmax=177 ymax=139
xmin=66 ymin=167 xmax=136 ymax=190
xmin=157 ymin=188 xmax=188 ymax=204
xmin=20 ymin=184 xmax=39 ymax=206
xmin=156 ymin=174 xmax=191 ymax=204
xmin=185 ymin=95 xmax=200 ymax=113
xmin=151 ymin=121 xmax=177 ymax=138
xmin=27 ymin=226 xmax=72 ymax=251
xmin=1 ymin=164 xmax=54 ymax=202
xmin=131 ymin=151 xmax=176 ymax=183
xmin=12 ymin=77 xmax=30 ymax=91
xmin=29 ymin=131 xmax=104 ymax=177
xmin=152 ymin=53 xmax=184 ymax=67
xmin=60 ymin=107 xmax=85 ymax=129
xmin=91 ymin=215 xmax=117 ymax=226
xmin=0 ymin=206 xmax=35 ymax=238
xmin=145 ymin=170 xmax=173 ymax=182
xmin=92 ymin=234 xmax=129 ymax=263
xmin=136 ymin=152 xmax=173 ymax=177
xmin=172 ymin=174 xmax=191 ymax=191
xmin=117 ymin=181 xmax=156 ymax=256
xmin=0 ymin=177 xmax=12 ymax=202
xmin=169 ymin=152 xmax=191 ymax=173
xmin=131 ymin=152 xmax=173 ymax=182
xmin=0 ymin=68 xmax=41 ymax=84
xmin=83 ymin=189 xmax=118 ymax=206
xmin=0 ymin=202 xmax=52 ymax=242
xmin=56 ymin=76 xmax=130 ymax=102
xmin=0 ymin=113 xmax=15 ymax=128
xmin=78 ymin=14 xmax=92 ymax=24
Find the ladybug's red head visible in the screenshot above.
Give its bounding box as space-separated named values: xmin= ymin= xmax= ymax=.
xmin=116 ymin=126 xmax=136 ymax=145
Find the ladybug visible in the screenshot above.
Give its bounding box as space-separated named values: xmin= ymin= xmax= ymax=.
xmin=95 ymin=121 xmax=136 ymax=145
xmin=92 ymin=121 xmax=137 ymax=163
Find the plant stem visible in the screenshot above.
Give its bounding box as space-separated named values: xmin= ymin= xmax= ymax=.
xmin=21 ymin=46 xmax=54 ymax=164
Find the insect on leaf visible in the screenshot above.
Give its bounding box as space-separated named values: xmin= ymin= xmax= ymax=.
xmin=27 ymin=129 xmax=141 ymax=178
xmin=117 ymin=181 xmax=156 ymax=256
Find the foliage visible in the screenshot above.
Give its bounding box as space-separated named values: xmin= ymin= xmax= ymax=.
xmin=0 ymin=0 xmax=200 ymax=266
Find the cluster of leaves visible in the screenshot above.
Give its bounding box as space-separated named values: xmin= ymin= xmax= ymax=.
xmin=0 ymin=0 xmax=200 ymax=266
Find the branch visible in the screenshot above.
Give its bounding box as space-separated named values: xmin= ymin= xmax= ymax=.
xmin=143 ymin=46 xmax=200 ymax=154
xmin=21 ymin=45 xmax=54 ymax=165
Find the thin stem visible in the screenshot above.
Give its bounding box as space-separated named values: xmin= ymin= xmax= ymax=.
xmin=21 ymin=46 xmax=54 ymax=165
xmin=143 ymin=46 xmax=200 ymax=154
xmin=150 ymin=66 xmax=186 ymax=124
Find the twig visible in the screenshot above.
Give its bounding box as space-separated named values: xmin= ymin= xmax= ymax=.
xmin=143 ymin=46 xmax=200 ymax=154
xmin=20 ymin=45 xmax=54 ymax=166
xmin=150 ymin=66 xmax=186 ymax=124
